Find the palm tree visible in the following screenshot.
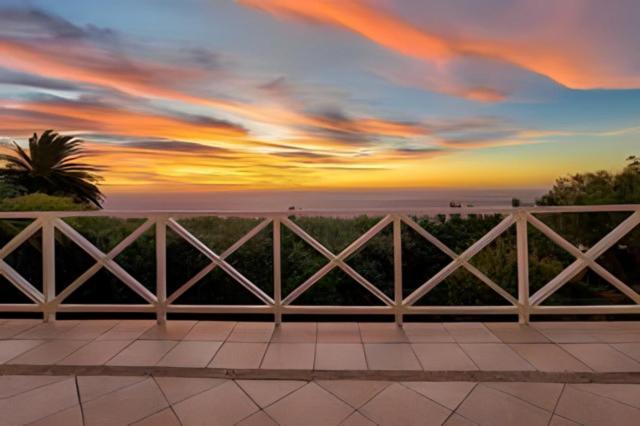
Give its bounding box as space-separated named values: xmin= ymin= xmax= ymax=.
xmin=0 ymin=130 xmax=104 ymax=207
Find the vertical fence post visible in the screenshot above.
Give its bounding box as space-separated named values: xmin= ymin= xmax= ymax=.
xmin=273 ymin=218 xmax=282 ymax=325
xmin=516 ymin=211 xmax=530 ymax=324
xmin=156 ymin=215 xmax=167 ymax=324
xmin=393 ymin=215 xmax=403 ymax=326
xmin=42 ymin=215 xmax=56 ymax=322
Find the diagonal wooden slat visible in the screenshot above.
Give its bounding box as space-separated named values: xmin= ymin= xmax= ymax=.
xmin=529 ymin=211 xmax=640 ymax=306
xmin=166 ymin=218 xmax=273 ymax=304
xmin=167 ymin=219 xmax=274 ymax=305
xmin=281 ymin=215 xmax=395 ymax=306
xmin=403 ymin=214 xmax=516 ymax=306
xmin=0 ymin=258 xmax=44 ymax=304
xmin=402 ymin=214 xmax=517 ymax=304
xmin=54 ymin=218 xmax=157 ymax=305
xmin=0 ymin=218 xmax=43 ymax=260
xmin=402 ymin=215 xmax=517 ymax=306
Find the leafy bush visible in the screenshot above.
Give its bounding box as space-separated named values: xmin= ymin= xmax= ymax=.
xmin=0 ymin=193 xmax=92 ymax=211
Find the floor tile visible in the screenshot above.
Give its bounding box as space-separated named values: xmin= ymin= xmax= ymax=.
xmin=555 ymin=385 xmax=640 ymax=426
xmin=173 ymin=380 xmax=258 ymax=425
xmin=456 ymin=384 xmax=551 ymax=426
xmin=572 ymin=383 xmax=640 ymax=408
xmin=14 ymin=321 xmax=80 ymax=339
xmin=536 ymin=329 xmax=600 ymax=343
xmin=131 ymin=408 xmax=181 ymax=426
xmin=0 ymin=339 xmax=45 ymax=363
xmin=443 ymin=413 xmax=478 ymax=426
xmin=444 ymin=323 xmax=500 ymax=343
xmin=360 ymin=383 xmax=451 ymax=426
xmin=315 ymin=343 xmax=367 ymax=370
xmin=402 ymin=381 xmax=476 ymax=410
xmin=183 ymin=321 xmax=236 ymax=341
xmin=403 ymin=323 xmax=454 ymax=343
xmin=317 ymin=322 xmax=362 ymax=343
xmin=156 ymin=341 xmax=222 ymax=367
xmin=7 ymin=339 xmax=89 ymax=364
xmin=57 ymin=320 xmax=119 ymax=340
xmin=590 ymin=330 xmax=640 ymax=343
xmin=77 ymin=375 xmax=147 ymax=402
xmin=548 ymin=415 xmax=580 ymax=425
xmin=484 ymin=323 xmax=549 ymax=343
xmin=612 ymin=342 xmax=640 ymax=362
xmin=261 ymin=343 xmax=315 ymax=369
xmin=341 ymin=411 xmax=376 ymax=425
xmin=509 ymin=344 xmax=592 ymax=372
xmin=265 ymin=382 xmax=353 ymax=426
xmin=560 ymin=343 xmax=640 ymax=372
xmin=57 ymin=339 xmax=131 ymax=365
xmin=95 ymin=320 xmax=154 ymax=340
xmin=359 ymin=323 xmax=408 ymax=343
xmin=459 ymin=343 xmax=535 ymax=371
xmin=82 ymin=378 xmax=169 ymax=426
xmin=107 ymin=340 xmax=177 ymax=366
xmin=140 ymin=320 xmax=197 ymax=340
xmin=0 ymin=375 xmax=68 ymax=398
xmin=237 ymin=410 xmax=278 ymax=425
xmin=155 ymin=377 xmax=226 ymax=404
xmin=236 ymin=379 xmax=306 ymax=407
xmin=0 ymin=319 xmax=40 ymax=338
xmin=316 ymin=380 xmax=390 ymax=409
xmin=411 ymin=343 xmax=478 ymax=370
xmin=227 ymin=322 xmax=274 ymax=342
xmin=364 ymin=343 xmax=421 ymax=370
xmin=485 ymin=382 xmax=563 ymax=411
xmin=27 ymin=405 xmax=83 ymax=426
xmin=0 ymin=377 xmax=78 ymax=425
xmin=209 ymin=342 xmax=267 ymax=369
xmin=271 ymin=322 xmax=317 ymax=342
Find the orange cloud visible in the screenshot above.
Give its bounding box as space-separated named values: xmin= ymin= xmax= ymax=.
xmin=240 ymin=0 xmax=640 ymax=90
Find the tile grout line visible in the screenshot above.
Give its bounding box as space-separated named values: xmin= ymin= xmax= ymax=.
xmin=567 ymin=382 xmax=640 ymax=411
xmin=75 ymin=375 xmax=87 ymax=426
xmin=547 ymin=383 xmax=566 ymax=426
xmin=452 ymin=341 xmax=483 ymax=371
xmin=442 ymin=382 xmax=480 ymax=425
xmin=397 ymin=381 xmax=462 ymax=414
xmin=232 ymin=379 xmax=287 ymax=425
xmin=150 ymin=375 xmax=184 ymax=426
xmin=605 ymin=341 xmax=640 ymax=366
xmin=483 ymin=381 xmax=560 ymax=414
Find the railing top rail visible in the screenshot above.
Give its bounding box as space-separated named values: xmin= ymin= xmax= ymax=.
xmin=0 ymin=204 xmax=638 ymax=219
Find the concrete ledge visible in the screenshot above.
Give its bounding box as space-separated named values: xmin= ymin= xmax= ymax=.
xmin=3 ymin=364 xmax=640 ymax=384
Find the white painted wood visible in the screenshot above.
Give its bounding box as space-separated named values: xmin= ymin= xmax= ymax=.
xmin=516 ymin=212 xmax=530 ymax=324
xmin=0 ymin=206 xmax=637 ymax=320
xmin=529 ymin=211 xmax=640 ymax=306
xmin=42 ymin=217 xmax=56 ymax=322
xmin=165 ymin=218 xmax=272 ymax=304
xmin=0 ymin=258 xmax=44 ymax=304
xmin=273 ymin=218 xmax=282 ymax=324
xmin=403 ymin=214 xmax=516 ymax=306
xmin=393 ymin=215 xmax=403 ymax=325
xmin=53 ymin=218 xmax=157 ymax=305
xmin=280 ymin=215 xmax=394 ymax=306
xmin=167 ymin=219 xmax=274 ymax=305
xmin=156 ymin=216 xmax=167 ymax=324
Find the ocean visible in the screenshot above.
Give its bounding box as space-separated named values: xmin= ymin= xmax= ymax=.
xmin=103 ymin=188 xmax=546 ymax=211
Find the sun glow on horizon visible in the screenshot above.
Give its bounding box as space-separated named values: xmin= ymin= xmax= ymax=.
xmin=0 ymin=0 xmax=638 ymax=192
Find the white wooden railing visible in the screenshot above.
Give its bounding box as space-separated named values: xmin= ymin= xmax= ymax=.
xmin=0 ymin=205 xmax=638 ymax=324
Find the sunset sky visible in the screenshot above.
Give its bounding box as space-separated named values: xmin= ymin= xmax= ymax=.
xmin=1 ymin=0 xmax=639 ymax=193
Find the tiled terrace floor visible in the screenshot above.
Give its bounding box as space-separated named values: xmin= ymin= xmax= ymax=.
xmin=2 ymin=374 xmax=640 ymax=425
xmin=2 ymin=320 xmax=640 ymax=424
xmin=3 ymin=320 xmax=640 ymax=374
